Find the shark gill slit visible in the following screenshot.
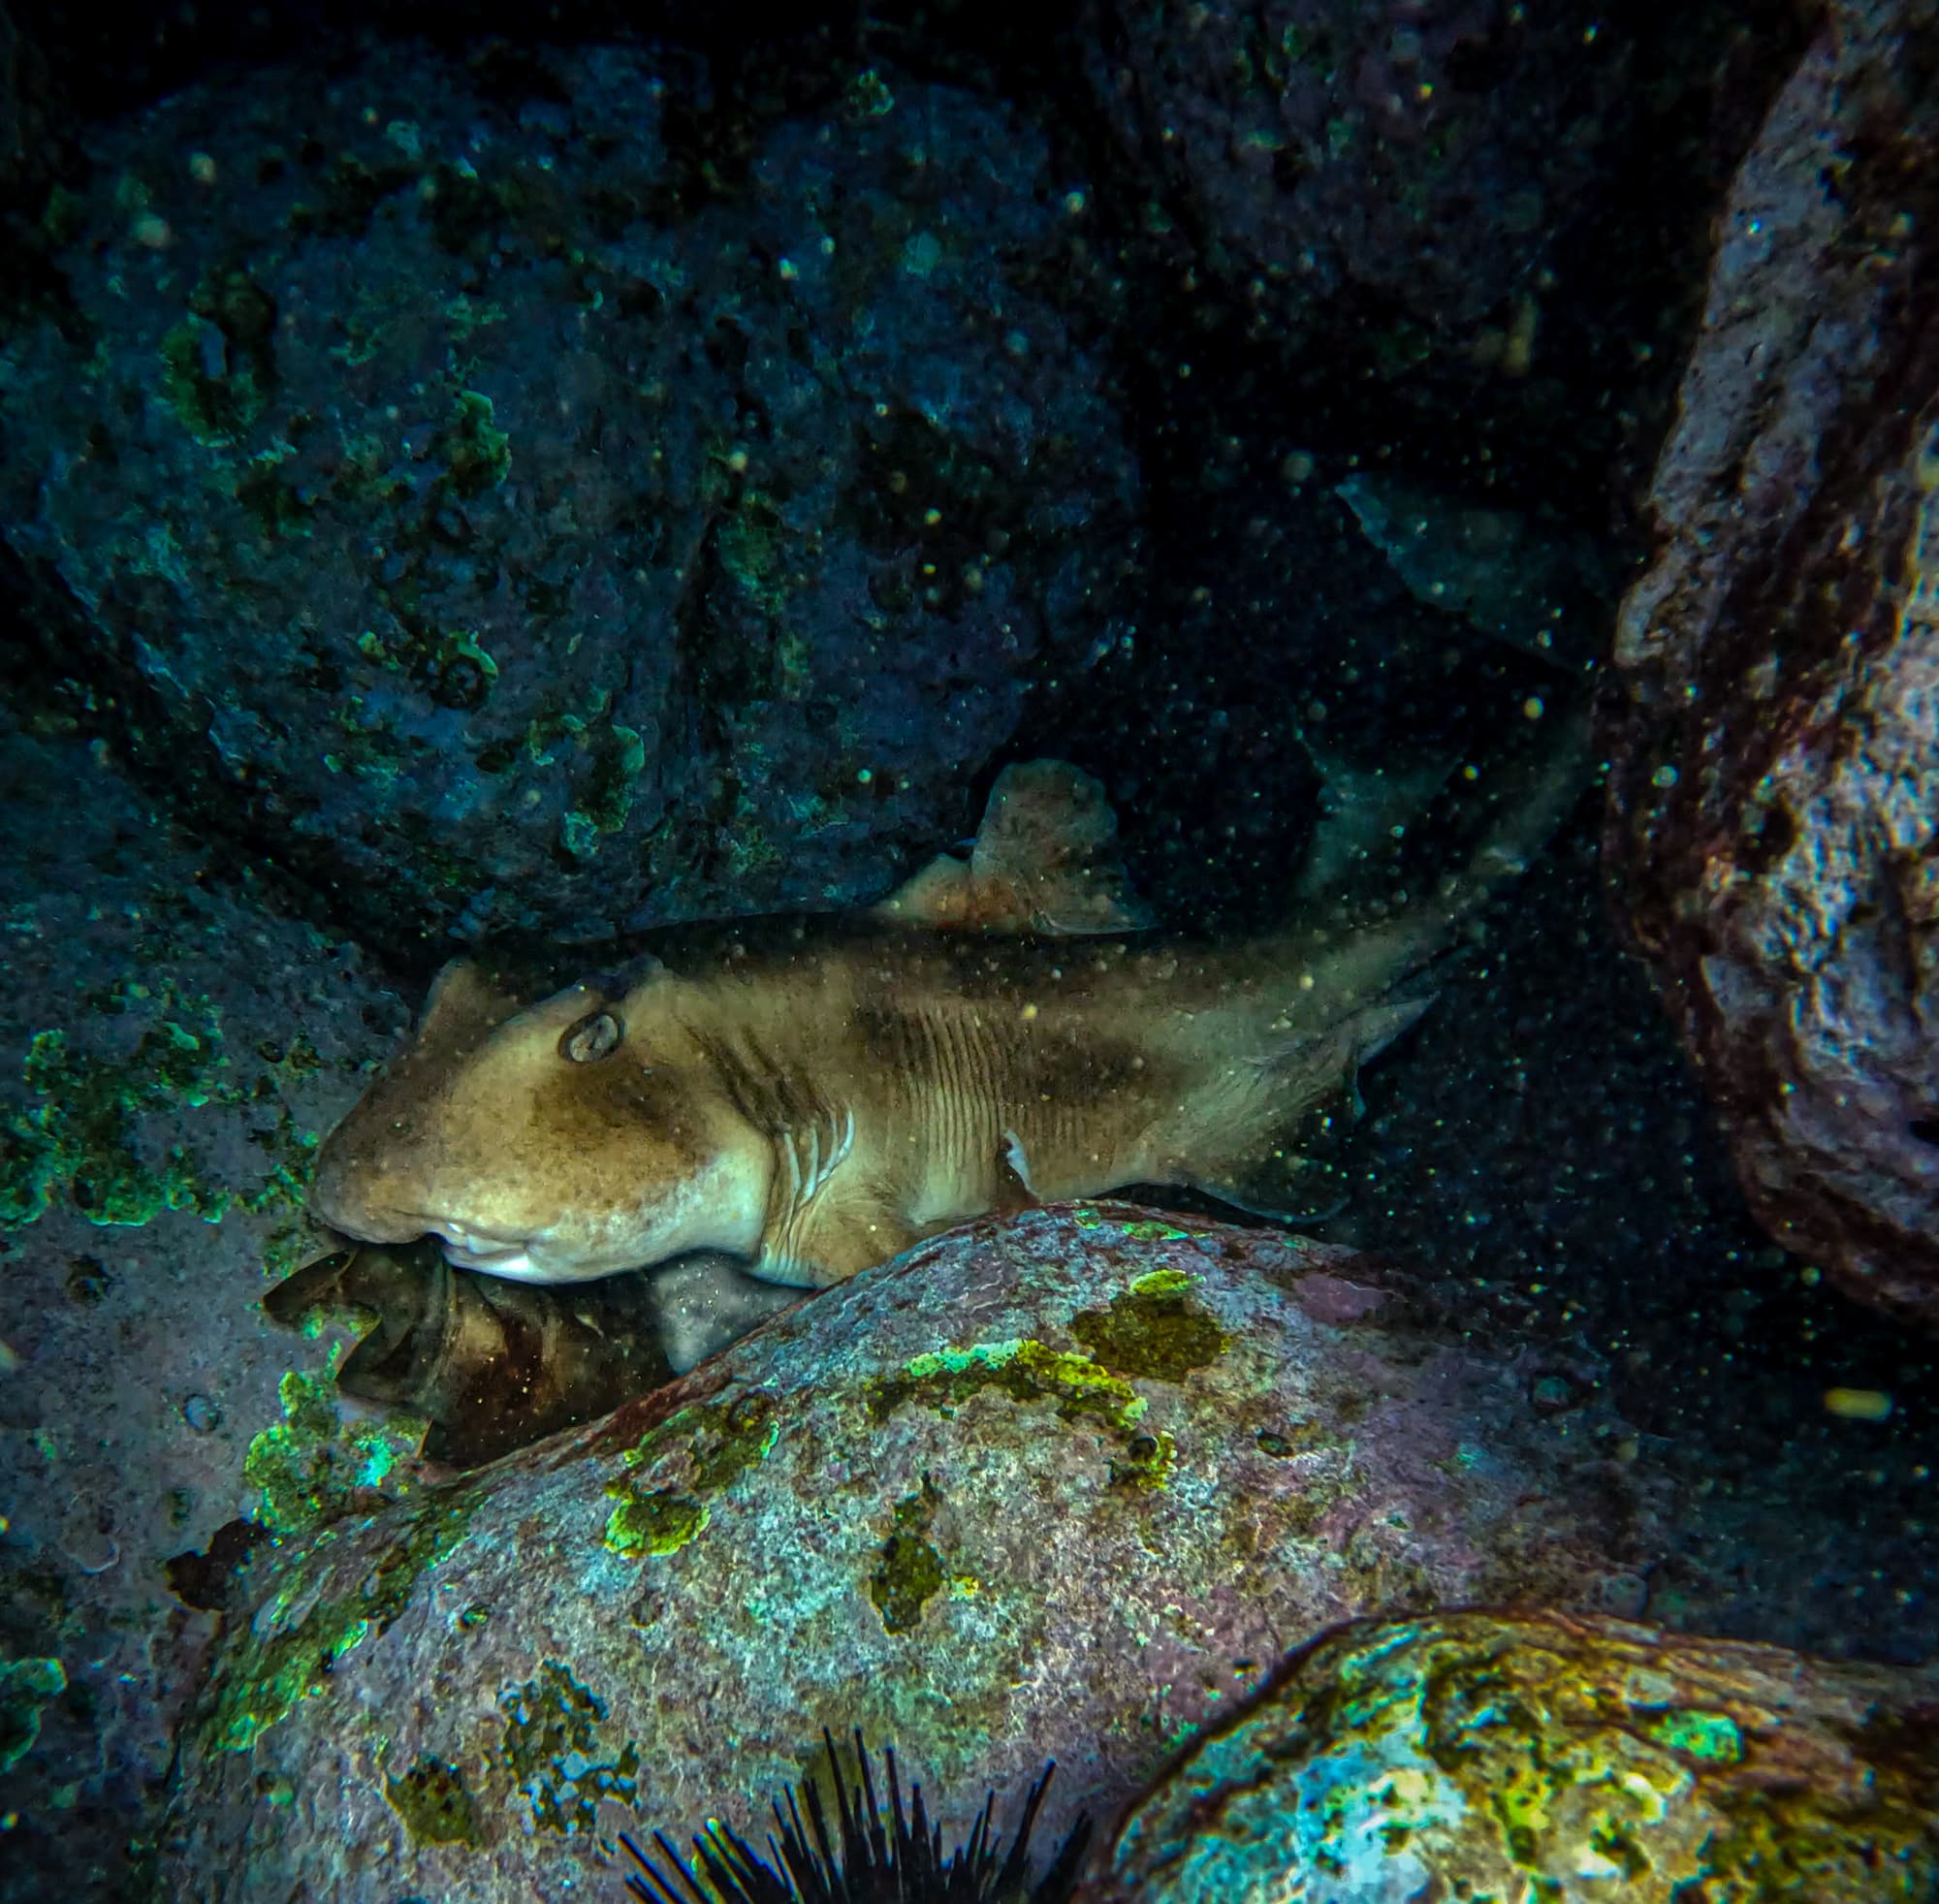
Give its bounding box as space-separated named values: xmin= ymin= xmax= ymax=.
xmin=918 ymin=1001 xmax=1002 ymax=1209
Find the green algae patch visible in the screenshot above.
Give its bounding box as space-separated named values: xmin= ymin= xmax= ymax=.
xmin=245 ymin=1368 xmax=429 ymax=1538
xmin=562 ymin=714 xmax=650 ymax=858
xmin=356 ymin=619 xmax=499 ymax=712
xmin=384 ymin=1751 xmax=482 ymax=1848
xmin=868 ymin=1339 xmax=1181 ymax=1492
xmin=445 ymin=389 xmax=511 ymax=496
xmin=1 ymin=1004 xmax=228 ymax=1227
xmin=603 ymin=1388 xmax=779 ymax=1560
xmin=1070 ymin=1272 xmax=1230 ymax=1382
xmin=0 ymin=978 xmax=318 ymax=1232
xmin=203 ymin=1489 xmax=476 ymax=1754
xmin=1644 ymin=1708 xmax=1742 ymax=1764
xmin=1118 ymin=1219 xmax=1192 ymax=1242
xmin=1108 ymin=1429 xmax=1177 ymax=1492
xmin=869 ymin=1484 xmax=947 ymax=1636
xmin=0 ymin=1656 xmax=67 ymax=1772
xmin=500 ymin=1659 xmax=640 ymax=1834
xmin=160 ymin=313 xmax=266 ymax=445
xmin=606 ymin=1493 xmax=709 ymax=1558
xmin=870 ymin=1339 xmax=1148 ymax=1435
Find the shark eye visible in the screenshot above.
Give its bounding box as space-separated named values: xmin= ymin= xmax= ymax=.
xmin=561 ymin=1010 xmax=622 ymax=1064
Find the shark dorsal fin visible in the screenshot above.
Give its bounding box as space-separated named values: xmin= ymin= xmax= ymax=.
xmin=873 ymin=759 xmax=1152 ymax=936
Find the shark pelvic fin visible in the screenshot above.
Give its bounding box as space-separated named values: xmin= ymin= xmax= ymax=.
xmin=1160 ymin=996 xmax=1435 ymax=1222
xmin=873 ymin=759 xmax=1152 ymax=936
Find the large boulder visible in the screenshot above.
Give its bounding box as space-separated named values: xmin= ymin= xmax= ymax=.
xmin=1605 ymin=0 xmax=1939 ymax=1322
xmin=1086 ymin=0 xmax=1627 ymax=350
xmin=1079 ymin=1609 xmax=1939 ymax=1902
xmin=0 ymin=42 xmax=1137 ymax=953
xmin=160 ymin=1204 xmax=1653 ymax=1897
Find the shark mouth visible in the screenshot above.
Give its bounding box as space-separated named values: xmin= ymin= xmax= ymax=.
xmin=429 ymin=1223 xmax=540 ymax=1280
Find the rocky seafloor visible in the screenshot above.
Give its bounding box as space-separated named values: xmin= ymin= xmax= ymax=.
xmin=1 ymin=0 xmax=1935 ymax=1899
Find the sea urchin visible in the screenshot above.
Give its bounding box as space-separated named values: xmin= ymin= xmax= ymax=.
xmin=621 ymin=1729 xmax=1091 ymax=1904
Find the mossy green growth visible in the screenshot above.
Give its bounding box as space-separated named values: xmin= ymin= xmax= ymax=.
xmin=444 ymin=390 xmax=511 ymax=497
xmin=384 ymin=1751 xmax=483 ymax=1847
xmin=1 ymin=994 xmax=233 ymax=1228
xmin=1108 ymin=1428 xmax=1177 ymax=1491
xmin=500 ymin=1659 xmax=640 ymax=1834
xmin=159 ymin=314 xmax=266 ymax=445
xmin=1643 ymin=1708 xmax=1742 ymax=1764
xmin=603 ymin=1389 xmax=779 ymax=1559
xmin=356 ymin=620 xmax=498 ymax=712
xmin=869 ymin=1484 xmax=947 ymax=1636
xmin=0 ymin=1656 xmax=67 ymax=1772
xmin=605 ymin=1493 xmax=709 ymax=1557
xmin=715 ymin=488 xmax=796 ymax=618
xmin=203 ymin=1489 xmax=475 ymax=1753
xmin=871 ymin=1339 xmax=1146 ymax=1433
xmin=244 ymin=1368 xmax=428 ymax=1538
xmin=869 ymin=1339 xmax=1176 ymax=1491
xmin=562 ymin=717 xmax=649 ymax=858
xmin=1070 ymin=1271 xmax=1230 ymax=1383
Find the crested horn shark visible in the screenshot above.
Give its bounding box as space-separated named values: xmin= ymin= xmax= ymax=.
xmin=308 ymin=719 xmax=1589 ymax=1289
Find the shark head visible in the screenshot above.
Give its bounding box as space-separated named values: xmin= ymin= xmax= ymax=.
xmin=308 ymin=957 xmax=768 ymax=1284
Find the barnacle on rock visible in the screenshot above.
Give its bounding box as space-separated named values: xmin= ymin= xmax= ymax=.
xmin=622 ymin=1729 xmax=1089 ymax=1904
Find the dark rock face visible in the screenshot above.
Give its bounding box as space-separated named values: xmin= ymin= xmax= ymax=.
xmin=160 ymin=1205 xmax=1653 ymax=1898
xmin=0 ymin=43 xmax=1137 ymax=952
xmin=1088 ymin=0 xmax=1626 ymax=346
xmin=1077 ymin=1610 xmax=1939 ymax=1901
xmin=1605 ymin=0 xmax=1939 ymax=1323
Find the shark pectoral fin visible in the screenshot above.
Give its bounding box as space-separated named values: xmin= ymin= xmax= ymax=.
xmin=872 ymin=759 xmax=1152 ymax=936
xmin=755 ymin=1177 xmax=920 ymax=1289
xmin=993 ymin=1128 xmax=1041 ymax=1216
xmin=1292 ymin=743 xmax=1460 ymax=903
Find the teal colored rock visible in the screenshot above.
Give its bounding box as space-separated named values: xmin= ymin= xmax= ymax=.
xmin=1080 ymin=1610 xmax=1939 ymax=1902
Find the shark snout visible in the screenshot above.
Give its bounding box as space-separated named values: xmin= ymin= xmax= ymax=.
xmin=306 ymin=1127 xmax=439 ymax=1248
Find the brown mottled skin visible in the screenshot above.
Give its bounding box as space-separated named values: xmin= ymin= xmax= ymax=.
xmin=310 ymin=747 xmax=1584 ymax=1288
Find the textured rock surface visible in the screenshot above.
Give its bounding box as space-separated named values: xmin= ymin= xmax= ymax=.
xmin=1087 ymin=0 xmax=1626 ymax=345
xmin=0 ymin=713 xmax=411 ymax=1898
xmin=160 ymin=1204 xmax=1653 ymax=1898
xmin=1079 ymin=1609 xmax=1939 ymax=1902
xmin=0 ymin=42 xmax=1137 ymax=952
xmin=1606 ymin=0 xmax=1939 ymax=1322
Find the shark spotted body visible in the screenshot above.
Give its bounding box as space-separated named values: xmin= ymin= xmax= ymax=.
xmin=309 ymin=741 xmax=1585 ymax=1290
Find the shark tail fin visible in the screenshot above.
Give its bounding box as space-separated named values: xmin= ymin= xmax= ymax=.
xmin=1428 ymin=695 xmax=1597 ymax=931
xmin=873 ymin=759 xmax=1152 ymax=936
xmin=1294 ymin=693 xmax=1595 ymax=924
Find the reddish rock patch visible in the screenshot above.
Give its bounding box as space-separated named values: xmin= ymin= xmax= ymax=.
xmin=1606 ymin=0 xmax=1939 ymax=1322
